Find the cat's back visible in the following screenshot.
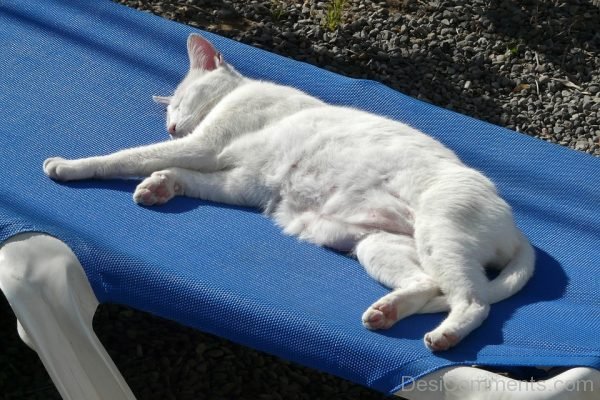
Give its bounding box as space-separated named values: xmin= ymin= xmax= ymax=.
xmin=218 ymin=79 xmax=456 ymax=167
xmin=215 ymin=79 xmax=461 ymax=179
xmin=275 ymin=104 xmax=461 ymax=166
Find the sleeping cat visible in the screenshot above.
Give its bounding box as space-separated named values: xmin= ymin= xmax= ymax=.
xmin=44 ymin=34 xmax=535 ymax=351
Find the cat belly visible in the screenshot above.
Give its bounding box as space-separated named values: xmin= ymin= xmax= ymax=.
xmin=274 ymin=191 xmax=415 ymax=252
xmin=267 ymin=133 xmax=417 ymax=252
xmin=346 ymin=206 xmax=414 ymax=236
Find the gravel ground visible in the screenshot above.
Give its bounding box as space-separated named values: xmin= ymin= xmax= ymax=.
xmin=1 ymin=1 xmax=599 ymax=399
xmin=120 ymin=0 xmax=600 ymax=155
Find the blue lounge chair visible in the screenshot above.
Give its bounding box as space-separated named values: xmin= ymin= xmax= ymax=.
xmin=0 ymin=1 xmax=598 ymax=399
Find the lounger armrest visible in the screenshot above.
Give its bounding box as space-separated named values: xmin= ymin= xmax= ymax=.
xmin=0 ymin=233 xmax=136 ymax=400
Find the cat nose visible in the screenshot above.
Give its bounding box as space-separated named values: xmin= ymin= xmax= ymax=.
xmin=168 ymin=123 xmax=177 ymax=135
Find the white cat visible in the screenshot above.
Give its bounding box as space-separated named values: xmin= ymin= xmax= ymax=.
xmin=44 ymin=34 xmax=535 ymax=351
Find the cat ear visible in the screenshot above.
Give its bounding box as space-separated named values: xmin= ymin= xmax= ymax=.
xmin=152 ymin=95 xmax=172 ymax=105
xmin=187 ymin=34 xmax=223 ymax=71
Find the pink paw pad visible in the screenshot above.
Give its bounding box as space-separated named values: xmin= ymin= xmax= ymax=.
xmin=362 ymin=302 xmax=398 ymax=330
xmin=364 ymin=310 xmax=385 ymax=326
xmin=139 ymin=189 xmax=155 ymax=204
xmin=424 ymin=332 xmax=460 ymax=352
xmin=133 ymin=174 xmax=176 ymax=206
xmin=154 ymin=183 xmax=171 ymax=198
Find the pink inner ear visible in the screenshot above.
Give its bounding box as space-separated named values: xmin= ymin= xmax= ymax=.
xmin=188 ymin=35 xmax=221 ymax=71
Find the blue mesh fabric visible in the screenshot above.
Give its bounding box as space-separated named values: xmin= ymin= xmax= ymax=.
xmin=0 ymin=0 xmax=599 ymax=394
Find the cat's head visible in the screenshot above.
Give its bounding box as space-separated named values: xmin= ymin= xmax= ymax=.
xmin=153 ymin=34 xmax=241 ymax=139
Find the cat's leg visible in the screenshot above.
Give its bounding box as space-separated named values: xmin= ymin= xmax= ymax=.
xmin=414 ymin=216 xmax=491 ymax=352
xmin=44 ymin=137 xmax=221 ymax=181
xmin=355 ymin=232 xmax=440 ymax=330
xmin=133 ymin=167 xmax=259 ymax=207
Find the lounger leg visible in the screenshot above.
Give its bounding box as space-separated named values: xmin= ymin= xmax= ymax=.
xmin=0 ymin=233 xmax=136 ymax=400
xmin=17 ymin=319 xmax=36 ymax=350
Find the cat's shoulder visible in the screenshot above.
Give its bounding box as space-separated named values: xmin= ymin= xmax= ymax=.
xmin=231 ymin=78 xmax=312 ymax=100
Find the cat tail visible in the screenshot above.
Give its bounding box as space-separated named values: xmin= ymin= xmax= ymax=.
xmin=483 ymin=231 xmax=535 ymax=304
xmin=418 ymin=231 xmax=535 ymax=314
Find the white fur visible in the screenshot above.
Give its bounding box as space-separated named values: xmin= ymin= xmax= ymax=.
xmin=44 ymin=34 xmax=535 ymax=351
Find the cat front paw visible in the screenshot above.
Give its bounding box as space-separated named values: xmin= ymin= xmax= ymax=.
xmin=43 ymin=157 xmax=86 ymax=181
xmin=133 ymin=172 xmax=181 ymax=206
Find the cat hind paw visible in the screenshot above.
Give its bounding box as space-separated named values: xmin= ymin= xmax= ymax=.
xmin=362 ymin=301 xmax=398 ymax=330
xmin=424 ymin=330 xmax=460 ymax=352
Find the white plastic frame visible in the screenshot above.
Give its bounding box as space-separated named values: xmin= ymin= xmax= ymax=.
xmin=0 ymin=233 xmax=597 ymax=400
